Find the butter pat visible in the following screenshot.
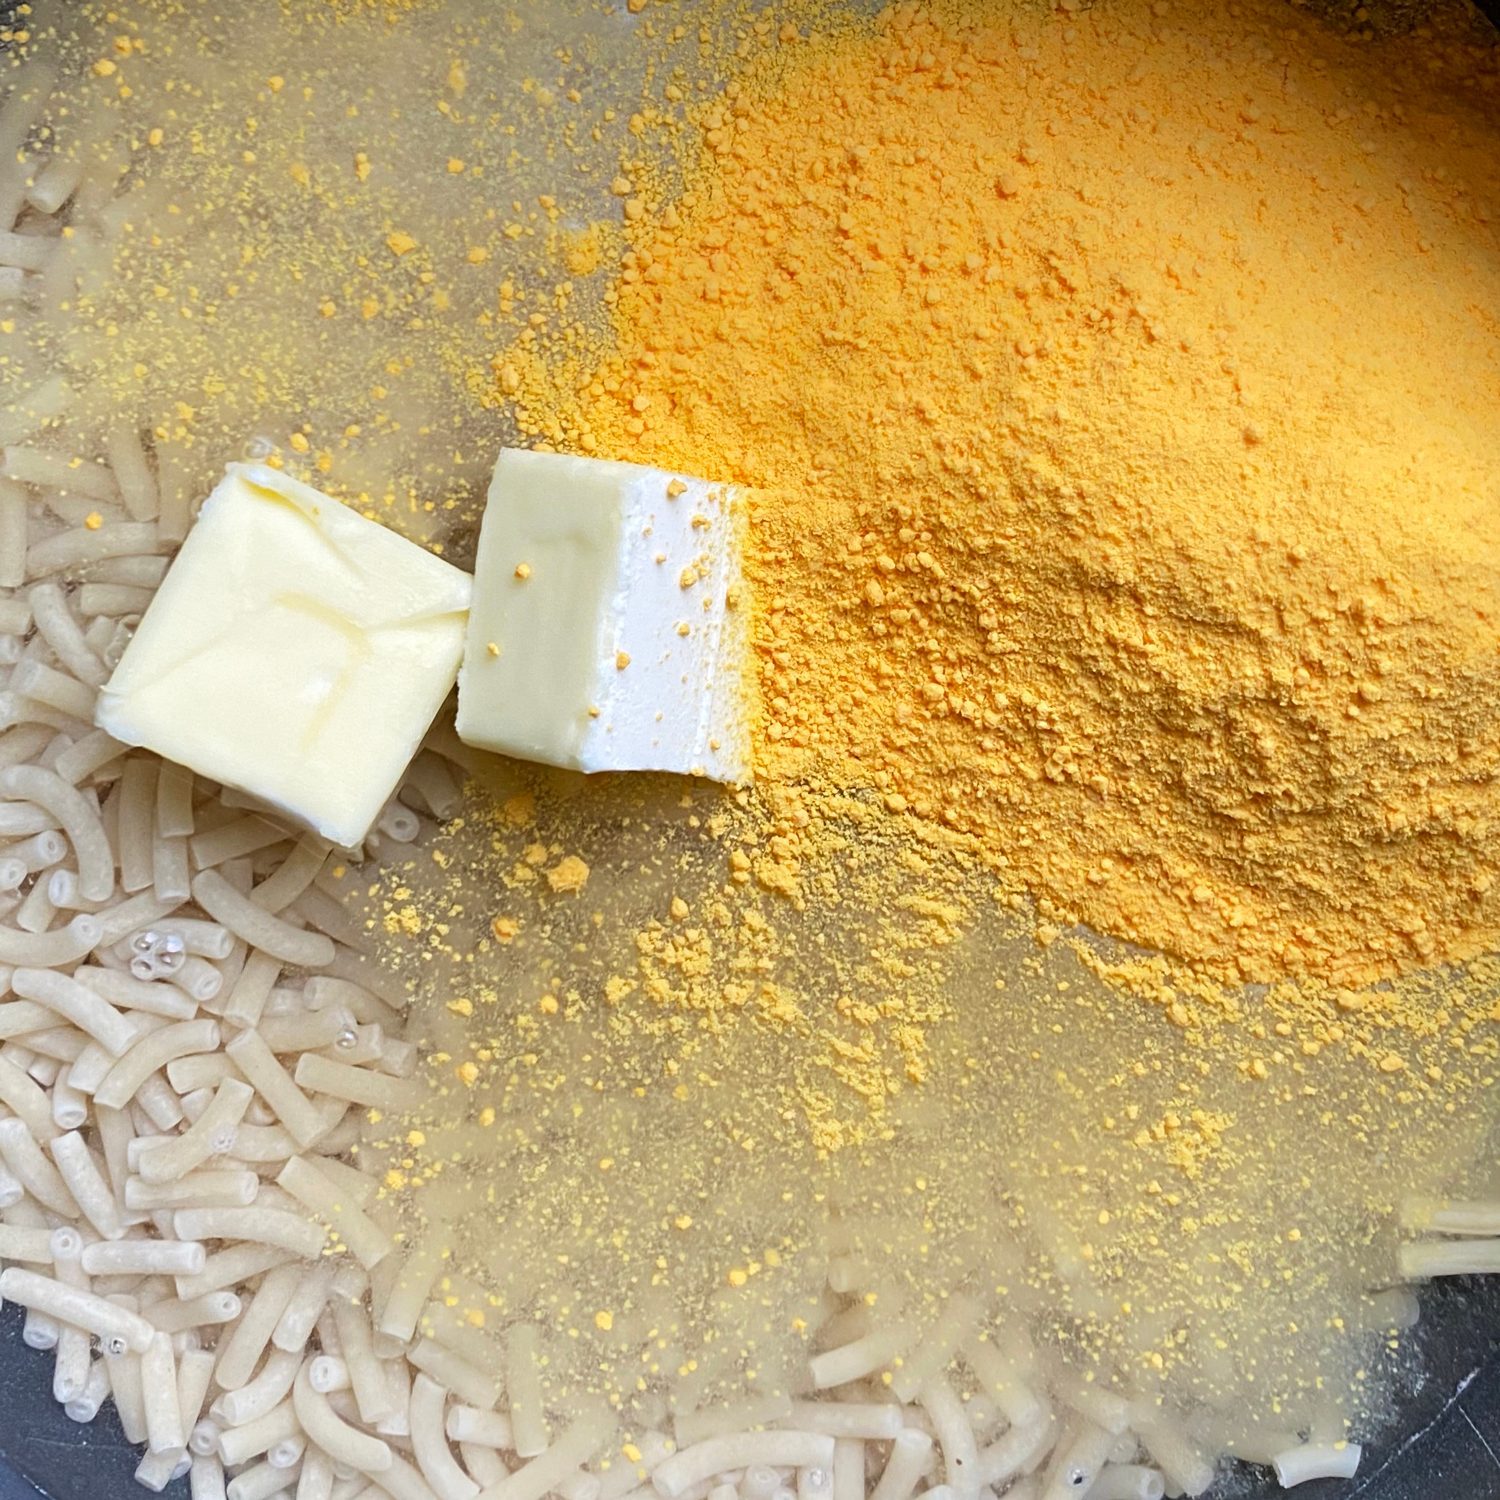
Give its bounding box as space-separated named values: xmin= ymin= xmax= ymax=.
xmin=456 ymin=449 xmax=750 ymax=782
xmin=97 ymin=463 xmax=472 ymax=847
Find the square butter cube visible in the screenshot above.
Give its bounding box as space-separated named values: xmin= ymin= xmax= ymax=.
xmin=97 ymin=462 xmax=472 ymax=847
xmin=456 ymin=449 xmax=750 ymax=783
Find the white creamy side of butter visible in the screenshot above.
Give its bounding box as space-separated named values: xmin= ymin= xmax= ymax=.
xmin=456 ymin=449 xmax=750 ymax=783
xmin=96 ymin=462 xmax=472 ymax=847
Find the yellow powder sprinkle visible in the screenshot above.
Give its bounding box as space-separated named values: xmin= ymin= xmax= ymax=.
xmin=546 ymin=855 xmax=590 ymax=895
xmin=513 ymin=0 xmax=1500 ymax=991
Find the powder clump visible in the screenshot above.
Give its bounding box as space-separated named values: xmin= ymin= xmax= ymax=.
xmin=510 ymin=0 xmax=1500 ymax=987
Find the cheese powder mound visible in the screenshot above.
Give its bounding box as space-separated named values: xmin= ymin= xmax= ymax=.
xmin=509 ymin=0 xmax=1500 ymax=984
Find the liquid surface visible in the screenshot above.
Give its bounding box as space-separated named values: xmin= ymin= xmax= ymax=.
xmin=348 ymin=762 xmax=1499 ymax=1445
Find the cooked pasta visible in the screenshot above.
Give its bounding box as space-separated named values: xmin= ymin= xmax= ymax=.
xmin=784 ymin=1403 xmax=903 ymax=1443
xmin=1271 ymin=1442 xmax=1363 ymax=1488
xmin=12 ymin=965 xmax=137 ymax=1052
xmin=475 ymin=1413 xmax=613 ymax=1500
xmin=409 ymin=1373 xmax=480 ymax=1500
xmin=25 ymin=154 xmax=81 ymax=215
xmin=224 ymin=1026 xmax=330 ymax=1147
xmin=212 ymin=1349 xmax=303 ymax=1428
xmin=0 ymin=763 xmax=113 ymax=898
xmin=0 ymin=1222 xmax=56 ymax=1262
xmin=0 ymin=911 xmax=103 ymax=964
xmin=3 ymin=447 xmax=120 ymax=502
xmin=174 ymin=1205 xmax=329 ymax=1260
xmin=124 ymin=1169 xmax=258 ymax=1211
xmin=659 ymin=1434 xmax=839 ymax=1500
xmin=292 ymin=1052 xmax=425 ymax=1112
xmin=0 ymin=482 xmax=28 ymax=592
xmin=47 ymin=1230 xmax=92 ymax=1403
xmin=64 ymin=1352 xmax=111 ymax=1424
xmin=377 ymin=1241 xmax=442 ymax=1343
xmin=190 ymin=816 xmax=290 ymax=873
xmin=1134 ymin=1412 xmax=1215 ymax=1499
xmin=496 ymin=1322 xmax=545 ymax=1457
xmin=0 ymin=1266 xmax=155 ymax=1352
xmin=136 ymin=1075 xmax=252 ymax=1182
xmin=0 ymin=235 xmax=54 ymax=274
xmin=1091 ymin=1468 xmax=1167 ymax=1500
xmin=80 ymin=1237 xmax=207 ymax=1276
xmin=443 ymin=1407 xmax=514 ymax=1451
xmin=810 ymin=1325 xmax=916 ymax=1393
xmin=1398 ymin=1240 xmax=1500 ymax=1278
xmin=277 ymin=1155 xmax=393 ymax=1269
xmin=110 ymin=1347 xmax=151 ymax=1443
xmin=0 ymin=1048 xmax=59 ymax=1138
xmin=222 ymin=950 xmax=281 ymax=1029
xmin=11 ymin=659 xmax=98 ymax=721
xmin=48 ymin=1127 xmax=125 ymax=1238
xmin=294 ymin=1360 xmax=396 ymax=1475
xmin=331 ymin=1295 xmax=401 ymax=1429
xmin=217 ymin=1400 xmax=302 ymax=1468
xmin=24 ymin=520 xmax=165 ymax=580
xmin=409 ymin=1338 xmax=501 ymax=1412
xmin=192 ymin=868 xmax=335 ymax=967
xmin=0 ymin=1115 xmax=76 ymax=1214
xmin=27 ymin=581 xmax=108 ymax=686
xmin=94 ymin=1017 xmax=221 ymax=1109
xmin=138 ymin=1290 xmax=241 ymax=1334
xmin=141 ymin=1330 xmax=186 ymax=1453
xmin=976 ymin=1416 xmax=1056 ymax=1491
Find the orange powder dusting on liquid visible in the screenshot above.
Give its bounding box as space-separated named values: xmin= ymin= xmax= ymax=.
xmin=511 ymin=0 xmax=1500 ymax=986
